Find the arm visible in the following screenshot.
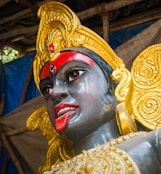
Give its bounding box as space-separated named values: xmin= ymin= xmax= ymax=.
xmin=116 ymin=129 xmax=161 ymax=174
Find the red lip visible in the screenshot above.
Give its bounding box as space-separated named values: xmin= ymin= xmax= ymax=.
xmin=54 ymin=104 xmax=79 ymax=131
xmin=54 ymin=104 xmax=79 ymax=118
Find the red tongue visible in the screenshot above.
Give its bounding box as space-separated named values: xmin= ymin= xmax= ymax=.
xmin=56 ymin=112 xmax=70 ymax=131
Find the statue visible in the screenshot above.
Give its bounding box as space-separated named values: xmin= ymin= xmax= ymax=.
xmin=26 ymin=2 xmax=161 ymax=174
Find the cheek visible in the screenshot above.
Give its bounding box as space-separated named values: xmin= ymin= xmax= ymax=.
xmin=46 ymin=99 xmax=55 ymax=124
xmin=68 ymin=77 xmax=96 ymax=99
xmin=68 ymin=76 xmax=106 ymax=106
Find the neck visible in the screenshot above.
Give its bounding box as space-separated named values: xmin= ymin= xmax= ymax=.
xmin=73 ymin=117 xmax=120 ymax=155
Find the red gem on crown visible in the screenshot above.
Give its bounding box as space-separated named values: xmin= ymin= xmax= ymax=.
xmin=49 ymin=44 xmax=55 ymax=52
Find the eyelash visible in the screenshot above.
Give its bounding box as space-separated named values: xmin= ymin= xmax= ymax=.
xmin=41 ymin=68 xmax=87 ymax=97
xmin=66 ymin=69 xmax=86 ymax=83
xmin=41 ymin=84 xmax=52 ymax=98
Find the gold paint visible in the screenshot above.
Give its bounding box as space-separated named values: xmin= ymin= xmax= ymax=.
xmin=116 ymin=103 xmax=137 ymax=135
xmin=131 ymin=44 xmax=161 ymax=130
xmin=26 ymin=106 xmax=74 ymax=173
xmin=33 ymin=1 xmax=129 ymax=101
xmin=44 ymin=132 xmax=144 ymax=174
xmin=28 ymin=2 xmax=135 ymax=171
xmin=27 ymin=1 xmax=135 ymax=172
xmin=27 ymin=2 xmax=161 ymax=174
xmin=33 ymin=1 xmax=133 ymax=133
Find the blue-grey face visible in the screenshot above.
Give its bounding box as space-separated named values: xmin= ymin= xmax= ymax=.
xmin=40 ymin=52 xmax=116 ymax=142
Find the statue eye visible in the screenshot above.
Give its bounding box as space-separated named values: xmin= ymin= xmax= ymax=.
xmin=67 ymin=69 xmax=85 ymax=83
xmin=41 ymin=85 xmax=52 ymax=98
xmin=40 ymin=78 xmax=53 ymax=98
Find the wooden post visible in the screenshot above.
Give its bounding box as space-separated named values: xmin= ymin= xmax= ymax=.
xmin=102 ymin=13 xmax=109 ymax=42
xmin=1 ymin=134 xmax=24 ymax=174
xmin=20 ymin=63 xmax=33 ymax=105
xmin=0 ymin=94 xmax=5 ymax=117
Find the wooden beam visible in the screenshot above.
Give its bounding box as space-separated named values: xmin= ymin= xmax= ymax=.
xmin=1 ymin=5 xmax=161 ymax=43
xmin=11 ymin=36 xmax=25 ymax=42
xmin=38 ymin=0 xmax=67 ymax=6
xmin=115 ymin=18 xmax=161 ymax=70
xmin=77 ymin=0 xmax=143 ymax=20
xmin=17 ymin=0 xmax=37 ymax=11
xmin=110 ymin=7 xmax=161 ymax=31
xmin=1 ymin=0 xmax=161 ymax=46
xmin=0 ymin=9 xmax=34 ymax=26
xmin=0 ymin=25 xmax=38 ymax=40
xmin=1 ymin=6 xmax=161 ymax=44
xmin=0 ymin=0 xmax=67 ymax=26
xmin=25 ymin=46 xmax=36 ymax=53
xmin=0 ymin=0 xmax=12 ymax=8
xmin=93 ymin=7 xmax=161 ymax=33
xmin=1 ymin=134 xmax=25 ymax=174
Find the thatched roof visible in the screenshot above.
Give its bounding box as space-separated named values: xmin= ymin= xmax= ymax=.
xmin=0 ymin=0 xmax=161 ymax=54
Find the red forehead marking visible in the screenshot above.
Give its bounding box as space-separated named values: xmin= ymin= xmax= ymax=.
xmin=40 ymin=52 xmax=94 ymax=79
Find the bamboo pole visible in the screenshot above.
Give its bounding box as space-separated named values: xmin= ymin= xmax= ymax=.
xmin=1 ymin=154 xmax=8 ymax=174
xmin=0 ymin=8 xmax=34 ymax=26
xmin=92 ymin=7 xmax=161 ymax=33
xmin=114 ymin=18 xmax=161 ymax=70
xmin=102 ymin=13 xmax=109 ymax=42
xmin=20 ymin=63 xmax=33 ymax=105
xmin=77 ymin=0 xmax=142 ymax=20
xmin=5 ymin=127 xmax=27 ymax=137
xmin=110 ymin=7 xmax=161 ymax=31
xmin=0 ymin=94 xmax=5 ymax=117
xmin=17 ymin=0 xmax=37 ymax=11
xmin=0 ymin=25 xmax=38 ymax=40
xmin=0 ymin=0 xmax=12 ymax=8
xmin=1 ymin=6 xmax=161 ymax=42
xmin=0 ymin=0 xmax=66 ymax=26
xmin=1 ymin=134 xmax=24 ymax=174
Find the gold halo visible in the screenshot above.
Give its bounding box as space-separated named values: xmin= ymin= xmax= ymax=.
xmin=131 ymin=44 xmax=161 ymax=130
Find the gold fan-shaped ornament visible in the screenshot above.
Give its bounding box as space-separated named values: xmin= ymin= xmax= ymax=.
xmin=131 ymin=44 xmax=161 ymax=130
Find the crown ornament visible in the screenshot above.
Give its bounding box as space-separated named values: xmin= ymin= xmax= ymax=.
xmin=33 ymin=2 xmax=128 ymax=98
xmin=33 ymin=2 xmax=134 ymax=134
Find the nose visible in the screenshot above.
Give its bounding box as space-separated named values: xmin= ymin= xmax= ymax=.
xmin=50 ymin=85 xmax=68 ymax=105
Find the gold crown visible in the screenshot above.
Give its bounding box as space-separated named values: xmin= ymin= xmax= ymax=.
xmin=33 ymin=2 xmax=125 ymax=92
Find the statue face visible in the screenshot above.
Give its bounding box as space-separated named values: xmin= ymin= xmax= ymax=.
xmin=40 ymin=51 xmax=116 ymax=142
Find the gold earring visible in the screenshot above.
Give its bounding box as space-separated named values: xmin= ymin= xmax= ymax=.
xmin=115 ymin=102 xmax=137 ymax=135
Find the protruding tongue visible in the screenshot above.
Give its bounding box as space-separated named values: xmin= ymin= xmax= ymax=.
xmin=56 ymin=112 xmax=70 ymax=131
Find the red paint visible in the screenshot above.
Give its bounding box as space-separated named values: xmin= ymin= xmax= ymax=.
xmin=40 ymin=52 xmax=94 ymax=79
xmin=54 ymin=104 xmax=79 ymax=131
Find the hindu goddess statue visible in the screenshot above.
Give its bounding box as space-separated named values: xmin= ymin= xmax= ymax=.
xmin=27 ymin=2 xmax=161 ymax=174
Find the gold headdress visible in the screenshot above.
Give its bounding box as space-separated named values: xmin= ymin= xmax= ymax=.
xmin=33 ymin=1 xmax=128 ymax=98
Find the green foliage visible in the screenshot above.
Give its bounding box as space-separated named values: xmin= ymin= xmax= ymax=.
xmin=0 ymin=47 xmax=22 ymax=64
